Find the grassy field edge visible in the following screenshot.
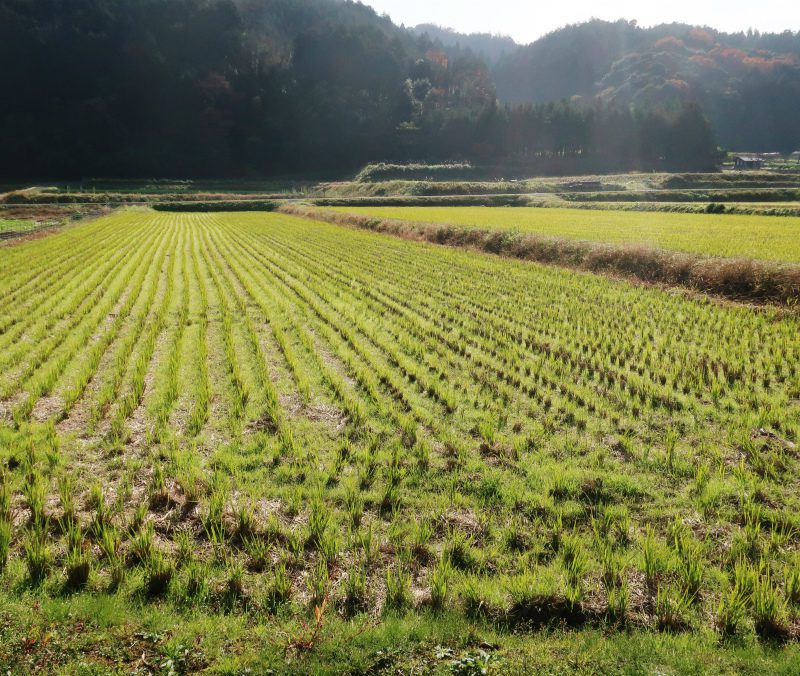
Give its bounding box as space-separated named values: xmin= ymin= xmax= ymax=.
xmin=2 ymin=589 xmax=799 ymax=674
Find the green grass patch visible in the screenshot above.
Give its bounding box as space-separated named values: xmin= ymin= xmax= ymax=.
xmin=0 ymin=219 xmax=39 ymax=235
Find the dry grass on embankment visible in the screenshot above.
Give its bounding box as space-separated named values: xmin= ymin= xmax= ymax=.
xmin=279 ymin=204 xmax=800 ymax=306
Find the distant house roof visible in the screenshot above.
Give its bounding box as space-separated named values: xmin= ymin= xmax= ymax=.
xmin=734 ymin=156 xmax=762 ymax=162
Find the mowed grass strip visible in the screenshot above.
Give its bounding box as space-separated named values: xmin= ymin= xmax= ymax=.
xmin=328 ymin=206 xmax=800 ymax=262
xmin=0 ymin=210 xmax=798 ymax=672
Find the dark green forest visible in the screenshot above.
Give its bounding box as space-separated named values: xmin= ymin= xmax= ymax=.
xmin=0 ymin=0 xmax=795 ymax=179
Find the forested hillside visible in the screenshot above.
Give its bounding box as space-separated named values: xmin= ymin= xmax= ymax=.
xmin=0 ymin=1 xmax=795 ymax=178
xmin=411 ymin=23 xmax=518 ymax=65
xmin=492 ymin=20 xmax=800 ymax=152
xmin=0 ymin=0 xmax=496 ymax=177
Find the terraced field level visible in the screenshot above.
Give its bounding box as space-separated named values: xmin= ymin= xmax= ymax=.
xmin=330 ymin=206 xmax=800 ymax=262
xmin=0 ymin=211 xmax=799 ymax=672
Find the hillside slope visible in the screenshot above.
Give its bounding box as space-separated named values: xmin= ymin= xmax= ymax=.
xmin=412 ymin=23 xmax=518 ymax=64
xmin=0 ymin=3 xmax=795 ymax=178
xmin=493 ymin=20 xmax=800 ymax=151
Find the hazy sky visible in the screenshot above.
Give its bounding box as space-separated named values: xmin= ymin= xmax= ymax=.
xmin=362 ymin=0 xmax=800 ymax=44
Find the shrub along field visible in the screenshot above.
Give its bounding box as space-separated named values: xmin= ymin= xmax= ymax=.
xmin=0 ymin=211 xmax=799 ymax=673
xmin=328 ymin=206 xmax=800 ymax=263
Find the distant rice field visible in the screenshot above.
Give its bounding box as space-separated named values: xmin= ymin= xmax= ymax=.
xmin=330 ymin=206 xmax=800 ymax=262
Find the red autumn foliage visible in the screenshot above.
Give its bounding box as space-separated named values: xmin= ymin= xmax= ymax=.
xmin=426 ymin=49 xmax=449 ymax=69
xmin=689 ymin=55 xmax=716 ymax=69
xmin=689 ymin=29 xmax=715 ymax=47
xmin=655 ymin=36 xmax=686 ymax=51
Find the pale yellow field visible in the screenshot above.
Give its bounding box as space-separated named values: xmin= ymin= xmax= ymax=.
xmin=331 ymin=206 xmax=800 ymax=262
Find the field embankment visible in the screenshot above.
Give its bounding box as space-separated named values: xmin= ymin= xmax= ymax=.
xmin=7 ymin=171 xmax=800 ymax=218
xmin=280 ymin=204 xmax=800 ymax=305
xmin=152 ymin=200 xmax=279 ymax=212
